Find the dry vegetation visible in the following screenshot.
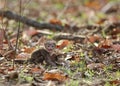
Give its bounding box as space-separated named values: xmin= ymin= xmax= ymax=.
xmin=0 ymin=0 xmax=120 ymax=86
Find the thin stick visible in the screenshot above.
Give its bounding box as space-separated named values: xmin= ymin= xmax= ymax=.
xmin=15 ymin=0 xmax=22 ymax=52
xmin=13 ymin=0 xmax=22 ymax=68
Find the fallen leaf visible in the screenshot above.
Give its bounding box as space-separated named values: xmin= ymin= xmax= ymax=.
xmin=16 ymin=52 xmax=30 ymax=60
xmin=96 ymin=18 xmax=107 ymax=25
xmin=85 ymin=1 xmax=101 ymax=10
xmin=49 ymin=18 xmax=62 ymax=25
xmin=98 ymin=38 xmax=112 ymax=48
xmin=43 ymin=71 xmax=68 ymax=82
xmin=8 ymin=67 xmax=15 ymax=71
xmin=85 ymin=35 xmax=101 ymax=43
xmin=22 ymin=47 xmax=36 ymax=54
xmin=3 ymin=40 xmax=8 ymax=44
xmin=110 ymin=80 xmax=120 ymax=85
xmin=29 ymin=67 xmax=43 ymax=74
xmin=57 ymin=40 xmax=71 ymax=49
xmin=43 ymin=72 xmax=67 ymax=81
xmin=85 ymin=0 xmax=107 ymax=10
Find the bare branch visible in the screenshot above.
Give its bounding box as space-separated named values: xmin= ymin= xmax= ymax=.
xmin=0 ymin=10 xmax=63 ymax=31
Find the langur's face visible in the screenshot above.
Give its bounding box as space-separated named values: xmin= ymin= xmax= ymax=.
xmin=44 ymin=41 xmax=56 ymax=52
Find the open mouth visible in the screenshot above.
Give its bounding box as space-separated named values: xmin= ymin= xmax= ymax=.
xmin=48 ymin=49 xmax=53 ymax=51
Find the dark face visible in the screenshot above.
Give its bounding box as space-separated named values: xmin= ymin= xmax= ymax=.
xmin=44 ymin=41 xmax=56 ymax=52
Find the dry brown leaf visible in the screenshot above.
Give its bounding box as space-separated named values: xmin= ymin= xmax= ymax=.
xmin=110 ymin=80 xmax=120 ymax=85
xmin=43 ymin=72 xmax=68 ymax=82
xmin=22 ymin=47 xmax=36 ymax=54
xmin=29 ymin=67 xmax=43 ymax=74
xmin=85 ymin=0 xmax=108 ymax=10
xmin=16 ymin=52 xmax=30 ymax=60
xmin=85 ymin=35 xmax=101 ymax=43
xmin=85 ymin=1 xmax=101 ymax=10
xmin=96 ymin=18 xmax=107 ymax=25
xmin=98 ymin=38 xmax=112 ymax=48
xmin=8 ymin=67 xmax=16 ymax=71
xmin=56 ymin=40 xmax=71 ymax=49
xmin=3 ymin=40 xmax=8 ymax=44
xmin=49 ymin=18 xmax=62 ymax=25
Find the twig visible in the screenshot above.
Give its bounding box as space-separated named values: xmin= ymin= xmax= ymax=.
xmin=15 ymin=0 xmax=22 ymax=51
xmin=13 ymin=0 xmax=22 ymax=68
xmin=101 ymin=1 xmax=120 ymax=13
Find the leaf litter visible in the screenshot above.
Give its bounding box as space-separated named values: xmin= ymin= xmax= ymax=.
xmin=0 ymin=0 xmax=120 ymax=86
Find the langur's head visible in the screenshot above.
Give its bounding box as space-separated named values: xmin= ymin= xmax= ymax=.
xmin=44 ymin=40 xmax=56 ymax=52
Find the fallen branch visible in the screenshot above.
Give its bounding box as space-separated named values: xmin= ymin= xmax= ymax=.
xmin=0 ymin=10 xmax=63 ymax=31
xmin=53 ymin=34 xmax=85 ymax=43
xmin=1 ymin=10 xmax=120 ymax=33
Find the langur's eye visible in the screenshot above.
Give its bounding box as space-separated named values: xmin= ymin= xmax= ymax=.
xmin=51 ymin=46 xmax=54 ymax=48
xmin=47 ymin=45 xmax=50 ymax=47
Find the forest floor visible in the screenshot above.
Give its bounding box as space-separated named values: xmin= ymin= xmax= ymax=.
xmin=0 ymin=0 xmax=120 ymax=86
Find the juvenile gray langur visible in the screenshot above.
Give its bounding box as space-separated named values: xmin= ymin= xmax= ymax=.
xmin=29 ymin=40 xmax=57 ymax=66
